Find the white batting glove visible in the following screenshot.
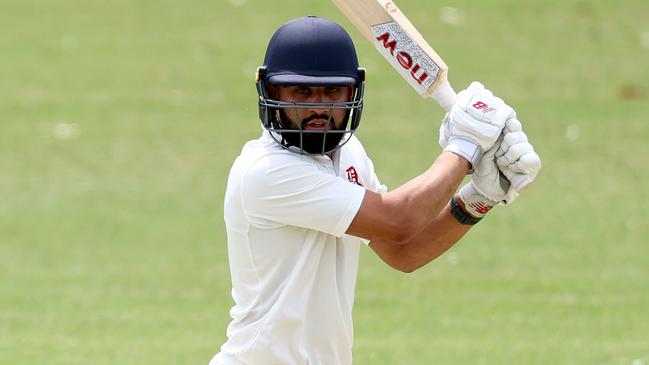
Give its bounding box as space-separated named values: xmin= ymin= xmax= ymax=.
xmin=458 ymin=118 xmax=541 ymax=217
xmin=495 ymin=119 xmax=542 ymax=203
xmin=457 ymin=138 xmax=504 ymax=219
xmin=439 ymin=81 xmax=515 ymax=171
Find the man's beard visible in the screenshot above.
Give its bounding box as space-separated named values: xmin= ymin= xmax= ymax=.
xmin=277 ymin=109 xmax=347 ymax=154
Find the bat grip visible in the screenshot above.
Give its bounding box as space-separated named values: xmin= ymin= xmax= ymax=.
xmin=430 ymin=80 xmax=457 ymax=112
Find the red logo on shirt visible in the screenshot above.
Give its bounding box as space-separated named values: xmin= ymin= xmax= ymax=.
xmin=346 ymin=166 xmax=363 ymax=186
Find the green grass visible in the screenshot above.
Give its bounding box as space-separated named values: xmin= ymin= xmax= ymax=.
xmin=1 ymin=0 xmax=648 ymax=364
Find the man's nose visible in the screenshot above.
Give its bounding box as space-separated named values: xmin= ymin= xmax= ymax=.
xmin=307 ymin=91 xmax=330 ymax=113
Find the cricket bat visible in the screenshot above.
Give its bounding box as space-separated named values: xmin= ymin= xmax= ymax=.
xmin=330 ymin=0 xmax=456 ymax=111
xmin=331 ymin=0 xmax=533 ymax=192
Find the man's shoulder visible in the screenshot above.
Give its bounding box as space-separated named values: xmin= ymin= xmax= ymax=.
xmin=239 ymin=132 xmax=279 ymax=155
xmin=236 ymin=134 xmax=305 ymax=165
xmin=342 ymin=135 xmax=369 ymax=156
xmin=340 ymin=135 xmax=372 ymax=165
xmin=231 ymin=134 xmax=318 ymax=183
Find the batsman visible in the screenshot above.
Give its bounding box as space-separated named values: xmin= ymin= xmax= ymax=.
xmin=210 ymin=16 xmax=541 ymax=365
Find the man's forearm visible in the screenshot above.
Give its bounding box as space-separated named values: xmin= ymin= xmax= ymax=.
xmin=382 ymin=152 xmax=469 ymax=240
xmin=347 ymin=152 xmax=469 ymax=244
xmin=369 ymin=202 xmax=472 ymax=273
xmin=400 ymin=203 xmax=472 ymax=271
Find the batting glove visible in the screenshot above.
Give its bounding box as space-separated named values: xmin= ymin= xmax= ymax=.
xmin=456 ymin=139 xmax=503 ymax=220
xmin=495 ymin=118 xmax=542 ymax=203
xmin=457 ymin=118 xmax=541 ymax=221
xmin=439 ymin=81 xmax=515 ymax=171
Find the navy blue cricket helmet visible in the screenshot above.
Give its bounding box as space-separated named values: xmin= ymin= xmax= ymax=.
xmin=256 ymin=16 xmax=365 ymax=155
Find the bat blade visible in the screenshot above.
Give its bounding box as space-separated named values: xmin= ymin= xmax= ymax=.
xmin=331 ymin=0 xmax=456 ymax=111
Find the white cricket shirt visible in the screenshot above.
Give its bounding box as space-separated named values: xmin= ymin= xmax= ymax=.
xmin=211 ymin=132 xmax=386 ymax=365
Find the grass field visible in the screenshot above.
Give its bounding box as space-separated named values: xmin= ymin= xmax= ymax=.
xmin=1 ymin=0 xmax=648 ymax=364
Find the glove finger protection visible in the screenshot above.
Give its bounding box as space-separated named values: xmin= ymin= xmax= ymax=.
xmin=498 ymin=142 xmax=535 ymax=167
xmin=469 ymin=138 xmax=509 ymax=204
xmin=497 ymin=142 xmax=541 ymax=204
xmin=496 ymin=130 xmax=528 ymax=159
xmin=503 ymin=117 xmax=522 ymax=133
xmin=498 ymin=148 xmax=542 ymax=177
xmin=496 ymin=118 xmax=541 ymax=201
xmin=455 ymin=139 xmax=509 ymax=221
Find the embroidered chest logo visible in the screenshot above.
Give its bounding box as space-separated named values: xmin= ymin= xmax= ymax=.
xmin=345 ymin=166 xmax=363 ymax=186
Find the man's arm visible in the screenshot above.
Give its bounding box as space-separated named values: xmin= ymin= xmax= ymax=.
xmin=346 ymin=151 xmax=469 ymax=244
xmin=367 ymin=108 xmax=542 ymax=273
xmin=368 ymin=201 xmax=471 ymax=273
xmin=346 ymin=82 xmax=512 ymax=245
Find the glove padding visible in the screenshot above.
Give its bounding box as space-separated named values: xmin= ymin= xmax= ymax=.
xmin=463 ymin=135 xmax=508 ymax=208
xmin=439 ymin=81 xmax=515 ymax=170
xmin=470 ymin=119 xmax=541 ymax=205
xmin=495 ymin=118 xmax=541 ymax=202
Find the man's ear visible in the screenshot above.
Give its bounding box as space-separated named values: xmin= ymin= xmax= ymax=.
xmin=347 ymin=86 xmax=355 ymax=101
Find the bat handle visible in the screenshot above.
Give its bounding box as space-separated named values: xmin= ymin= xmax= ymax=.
xmin=430 ymin=80 xmax=457 ymax=112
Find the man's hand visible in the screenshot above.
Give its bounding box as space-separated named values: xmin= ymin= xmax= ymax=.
xmin=439 ymin=81 xmax=515 ymax=171
xmin=495 ymin=118 xmax=541 ymax=198
xmin=459 ymin=118 xmax=541 ymax=220
xmin=455 ymin=139 xmax=504 ymax=220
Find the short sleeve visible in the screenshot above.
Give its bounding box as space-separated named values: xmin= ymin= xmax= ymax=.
xmin=241 ymin=155 xmax=366 ymax=237
xmin=364 ymin=156 xmax=388 ymax=194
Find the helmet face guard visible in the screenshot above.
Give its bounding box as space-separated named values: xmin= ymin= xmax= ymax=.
xmin=256 ymin=16 xmax=366 ymax=155
xmin=256 ymin=67 xmax=365 ymax=155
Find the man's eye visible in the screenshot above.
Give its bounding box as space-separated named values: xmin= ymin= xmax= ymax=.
xmin=295 ymin=87 xmax=310 ymax=95
xmin=325 ymin=87 xmax=339 ymax=94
